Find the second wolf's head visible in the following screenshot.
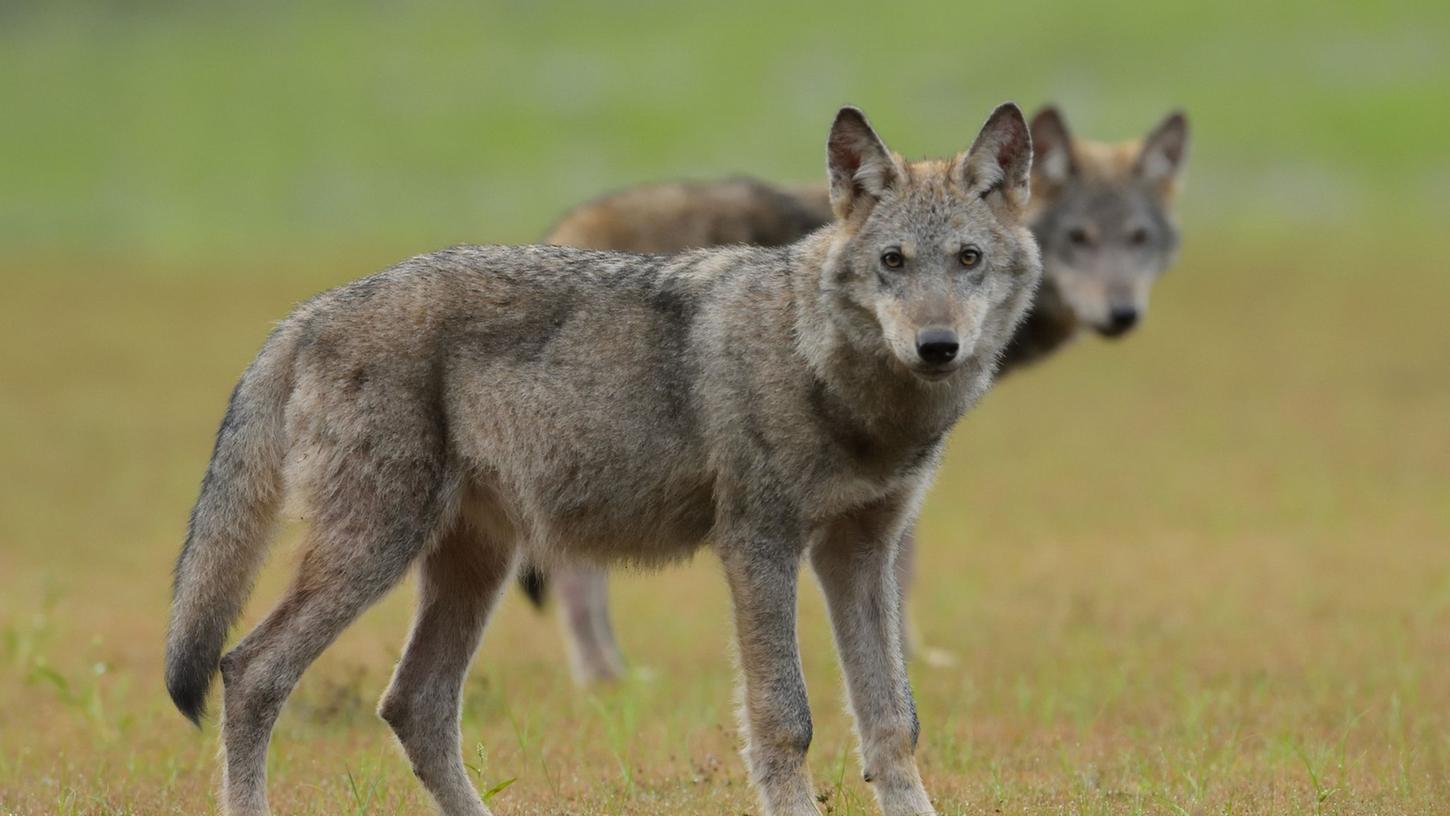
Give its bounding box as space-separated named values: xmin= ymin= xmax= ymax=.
xmin=821 ymin=104 xmax=1042 ymax=382
xmin=1028 ymin=107 xmax=1190 ymax=338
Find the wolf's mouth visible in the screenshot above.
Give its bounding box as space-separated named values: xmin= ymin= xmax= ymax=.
xmin=911 ymin=365 xmax=959 ymax=382
xmin=1094 ymin=322 xmax=1136 ymax=339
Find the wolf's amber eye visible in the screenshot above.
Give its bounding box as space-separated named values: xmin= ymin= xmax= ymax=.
xmin=1068 ymin=227 xmax=1092 ymax=247
xmin=881 ymin=250 xmax=904 ymax=269
xmin=959 ymin=247 xmax=982 ymax=268
xmin=1128 ymin=227 xmax=1151 ymax=246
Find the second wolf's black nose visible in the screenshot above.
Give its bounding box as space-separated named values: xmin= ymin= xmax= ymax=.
xmin=1108 ymin=307 xmax=1139 ymax=332
xmin=915 ymin=328 xmax=960 ymax=365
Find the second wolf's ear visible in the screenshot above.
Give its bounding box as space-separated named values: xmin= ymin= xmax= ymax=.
xmin=959 ymin=102 xmax=1033 ymax=217
xmin=827 ymin=106 xmax=900 ymax=220
xmin=1136 ymin=111 xmax=1190 ymax=198
xmin=1029 ymin=105 xmax=1075 ymax=187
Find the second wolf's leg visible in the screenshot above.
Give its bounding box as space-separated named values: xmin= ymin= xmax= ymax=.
xmin=378 ymin=519 xmax=514 ymax=816
xmin=896 ymin=527 xmax=956 ymax=668
xmin=719 ymin=534 xmax=819 ymax=816
xmin=813 ymin=503 xmax=935 ymax=816
xmin=555 ymin=564 xmax=627 ymax=685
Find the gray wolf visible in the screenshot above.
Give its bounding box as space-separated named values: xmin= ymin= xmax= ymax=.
xmin=165 ymin=103 xmax=1042 ymax=816
xmin=524 ymin=106 xmax=1191 ymax=685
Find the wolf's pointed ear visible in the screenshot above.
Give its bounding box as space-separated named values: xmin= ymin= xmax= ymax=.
xmin=1136 ymin=110 xmax=1189 ymax=198
xmin=827 ymin=106 xmax=899 ymax=220
xmin=959 ymin=102 xmax=1033 ymax=217
xmin=1029 ymin=105 xmax=1075 ymax=187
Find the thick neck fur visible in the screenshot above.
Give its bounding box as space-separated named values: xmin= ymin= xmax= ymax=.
xmin=996 ymin=274 xmax=1078 ymax=375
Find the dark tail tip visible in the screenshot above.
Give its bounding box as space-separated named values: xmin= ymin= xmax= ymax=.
xmin=518 ymin=564 xmax=548 ymax=609
xmin=165 ymin=635 xmax=219 ymax=727
xmin=167 ymin=671 xmax=209 ymax=727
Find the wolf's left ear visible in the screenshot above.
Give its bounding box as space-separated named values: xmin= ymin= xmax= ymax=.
xmin=960 ymin=102 xmax=1033 ymax=217
xmin=1136 ymin=111 xmax=1190 ymax=197
xmin=827 ymin=106 xmax=900 ymax=220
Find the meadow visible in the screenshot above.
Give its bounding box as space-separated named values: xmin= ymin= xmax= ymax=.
xmin=2 ymin=2 xmax=1448 ymax=814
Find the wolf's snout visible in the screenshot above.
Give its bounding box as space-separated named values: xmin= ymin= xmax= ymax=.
xmin=915 ymin=327 xmax=960 ymax=365
xmin=1100 ymin=307 xmax=1139 ymax=337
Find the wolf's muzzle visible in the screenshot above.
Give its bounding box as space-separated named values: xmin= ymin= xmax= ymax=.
xmin=1098 ymin=307 xmax=1139 ymax=338
xmin=915 ymin=327 xmax=961 ymax=366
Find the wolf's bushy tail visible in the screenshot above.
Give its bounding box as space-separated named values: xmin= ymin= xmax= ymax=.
xmin=165 ymin=328 xmax=297 ymax=724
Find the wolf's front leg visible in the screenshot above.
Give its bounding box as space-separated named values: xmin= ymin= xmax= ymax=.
xmin=812 ymin=501 xmax=935 ymax=816
xmin=718 ymin=532 xmax=820 ymax=816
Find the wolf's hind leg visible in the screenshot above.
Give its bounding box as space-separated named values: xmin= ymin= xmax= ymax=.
xmin=379 ymin=516 xmax=515 ymax=816
xmin=555 ymin=564 xmax=627 ymax=686
xmin=217 ymin=499 xmax=449 ymax=816
xmin=216 ymin=392 xmax=456 ymax=816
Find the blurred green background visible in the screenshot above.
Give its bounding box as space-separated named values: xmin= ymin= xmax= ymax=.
xmin=3 ymin=0 xmax=1446 ymax=263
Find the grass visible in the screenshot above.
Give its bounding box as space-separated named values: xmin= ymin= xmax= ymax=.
xmin=1 ymin=1 xmax=1448 ymax=813
xmin=1 ymin=231 xmax=1446 ymax=814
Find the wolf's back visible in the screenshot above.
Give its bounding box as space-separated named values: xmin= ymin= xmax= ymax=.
xmin=544 ymin=177 xmax=832 ymax=253
xmin=165 ymin=323 xmax=299 ymax=724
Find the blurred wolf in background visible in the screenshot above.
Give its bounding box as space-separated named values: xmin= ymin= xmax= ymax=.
xmin=166 ymin=104 xmax=1042 ymax=816
xmin=525 ymin=106 xmax=1190 ymax=685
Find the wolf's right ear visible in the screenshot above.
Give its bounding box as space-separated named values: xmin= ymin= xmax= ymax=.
xmin=1136 ymin=111 xmax=1190 ymax=198
xmin=827 ymin=106 xmax=899 ymax=220
xmin=959 ymin=102 xmax=1033 ymax=217
xmin=1029 ymin=106 xmax=1075 ymax=187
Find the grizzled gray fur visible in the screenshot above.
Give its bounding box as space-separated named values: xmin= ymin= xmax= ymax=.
xmin=165 ymin=104 xmax=1041 ymax=816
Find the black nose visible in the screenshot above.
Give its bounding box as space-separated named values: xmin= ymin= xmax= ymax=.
xmin=1108 ymin=307 xmax=1139 ymax=332
xmin=915 ymin=327 xmax=960 ymax=365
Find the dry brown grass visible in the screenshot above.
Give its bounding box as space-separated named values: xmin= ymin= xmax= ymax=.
xmin=1 ymin=230 xmax=1447 ymax=814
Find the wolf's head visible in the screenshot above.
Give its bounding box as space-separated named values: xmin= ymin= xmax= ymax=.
xmin=1028 ymin=107 xmax=1189 ymax=338
xmin=821 ymin=104 xmax=1042 ymax=382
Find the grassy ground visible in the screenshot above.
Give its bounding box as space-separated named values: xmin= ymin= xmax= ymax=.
xmin=2 ymin=1 xmax=1449 ymax=814
xmin=3 ymin=232 xmax=1447 ymax=814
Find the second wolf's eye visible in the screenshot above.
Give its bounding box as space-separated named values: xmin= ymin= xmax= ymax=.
xmin=959 ymin=247 xmax=982 ymax=268
xmin=881 ymin=250 xmax=904 ymax=269
xmin=1128 ymin=227 xmax=1151 ymax=246
xmin=1068 ymin=227 xmax=1092 ymax=247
